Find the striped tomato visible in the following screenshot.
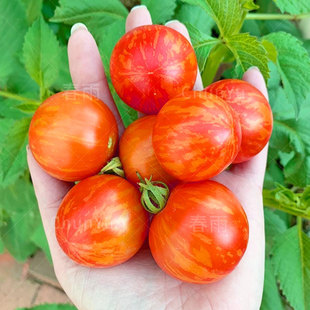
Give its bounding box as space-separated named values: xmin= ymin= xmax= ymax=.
xmin=56 ymin=174 xmax=149 ymax=267
xmin=29 ymin=91 xmax=118 ymax=181
xmin=152 ymin=91 xmax=241 ymax=182
xmin=110 ymin=25 xmax=197 ymax=114
xmin=119 ymin=116 xmax=177 ymax=188
xmin=205 ymin=79 xmax=273 ymax=163
xmin=149 ymin=180 xmax=249 ymax=283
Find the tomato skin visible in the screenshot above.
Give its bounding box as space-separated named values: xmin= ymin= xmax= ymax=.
xmin=55 ymin=174 xmax=149 ymax=267
xmin=205 ymin=79 xmax=273 ymax=163
xmin=29 ymin=91 xmax=118 ymax=181
xmin=119 ymin=116 xmax=177 ymax=188
xmin=152 ymin=91 xmax=241 ymax=182
xmin=110 ymin=25 xmax=197 ymax=114
xmin=149 ymin=180 xmax=249 ymax=284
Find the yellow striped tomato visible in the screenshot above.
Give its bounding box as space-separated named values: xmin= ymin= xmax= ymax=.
xmin=149 ymin=180 xmax=249 ymax=283
xmin=110 ymin=25 xmax=197 ymax=114
xmin=56 ymin=174 xmax=149 ymax=267
xmin=152 ymin=91 xmax=241 ymax=182
xmin=205 ymin=79 xmax=273 ymax=163
xmin=29 ymin=91 xmax=118 ymax=181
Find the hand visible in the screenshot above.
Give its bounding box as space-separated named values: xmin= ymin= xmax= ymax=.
xmin=27 ymin=6 xmax=265 ymax=310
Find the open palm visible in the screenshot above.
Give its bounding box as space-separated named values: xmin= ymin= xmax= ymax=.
xmin=27 ymin=6 xmax=266 ymax=310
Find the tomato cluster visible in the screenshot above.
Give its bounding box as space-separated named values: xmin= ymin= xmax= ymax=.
xmin=29 ymin=25 xmax=273 ymax=283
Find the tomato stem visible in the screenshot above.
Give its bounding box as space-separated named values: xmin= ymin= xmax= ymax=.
xmin=100 ymin=157 xmax=125 ymax=178
xmin=137 ymin=172 xmax=169 ymax=214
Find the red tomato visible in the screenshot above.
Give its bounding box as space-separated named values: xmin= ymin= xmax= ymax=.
xmin=152 ymin=91 xmax=241 ymax=182
xmin=56 ymin=174 xmax=149 ymax=267
xmin=205 ymin=79 xmax=273 ymax=163
xmin=29 ymin=91 xmax=118 ymax=181
xmin=119 ymin=116 xmax=177 ymax=188
xmin=110 ymin=25 xmax=197 ymax=114
xmin=149 ymin=180 xmax=249 ymax=283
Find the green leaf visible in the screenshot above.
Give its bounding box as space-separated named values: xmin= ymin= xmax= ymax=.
xmin=0 ymin=178 xmax=40 ymax=261
xmin=15 ymin=102 xmax=40 ymax=114
xmin=186 ymin=23 xmax=219 ymax=71
xmin=0 ymin=118 xmax=31 ymax=186
xmin=181 ymin=0 xmax=251 ymax=36
xmin=272 ymin=0 xmax=310 ymax=14
xmin=272 ymin=226 xmax=310 ymax=310
xmin=0 ymin=98 xmax=31 ymax=120
xmin=0 ymin=237 xmax=4 ymax=254
xmin=23 ymin=16 xmax=61 ymax=95
xmin=264 ymin=160 xmax=284 ymax=189
xmin=241 ymin=20 xmax=262 ymax=37
xmin=174 ymin=3 xmax=215 ymax=36
xmin=264 ymin=32 xmax=310 ymax=115
xmin=262 ymin=20 xmax=302 ymax=38
xmin=225 ymin=32 xmax=269 ymax=80
xmin=260 ymin=258 xmax=284 ymax=310
xmin=31 ymin=223 xmax=52 ymax=263
xmin=241 ymin=0 xmax=259 ymax=10
xmin=142 ymin=0 xmax=176 ymax=24
xmin=262 ymin=40 xmax=277 ymax=63
xmin=0 ymin=0 xmax=28 ymax=83
xmin=267 ymin=61 xmax=281 ymax=90
xmin=21 ymin=0 xmax=43 ymax=24
xmin=52 ymin=45 xmax=72 ymax=91
xmin=51 ymin=0 xmax=128 ymax=37
xmin=304 ymin=40 xmax=310 ymax=56
xmin=269 ymin=121 xmax=307 ymax=187
xmin=264 ymin=208 xmax=288 ymax=255
xmin=17 ymin=303 xmax=77 ymax=310
xmin=268 ymin=87 xmax=294 ymax=121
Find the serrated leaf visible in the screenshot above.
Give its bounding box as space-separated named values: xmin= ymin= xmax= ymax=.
xmin=272 ymin=226 xmax=310 ymax=310
xmin=0 ymin=118 xmax=31 ymax=185
xmin=17 ymin=303 xmax=77 ymax=310
xmin=52 ymin=45 xmax=72 ymax=91
xmin=0 ymin=178 xmax=40 ymax=261
xmin=0 ymin=0 xmax=28 ymax=83
xmin=142 ymin=0 xmax=176 ymax=24
xmin=272 ymin=0 xmax=310 ymax=14
xmin=181 ymin=0 xmax=249 ymax=36
xmin=264 ymin=160 xmax=285 ymax=189
xmin=51 ymin=0 xmax=127 ymax=38
xmin=225 ymin=32 xmax=269 ymax=80
xmin=260 ymin=258 xmax=284 ymax=310
xmin=264 ymin=208 xmax=288 ymax=255
xmin=270 ymin=120 xmax=307 ymax=186
xmin=241 ymin=20 xmax=262 ymax=37
xmin=186 ymin=23 xmax=219 ymax=71
xmin=264 ymin=32 xmax=310 ymax=115
xmin=174 ymin=3 xmax=215 ymax=36
xmin=23 ymin=16 xmax=61 ymax=93
xmin=268 ymin=87 xmax=294 ymax=121
xmin=21 ymin=0 xmax=43 ymax=24
xmin=304 ymin=40 xmax=310 ymax=56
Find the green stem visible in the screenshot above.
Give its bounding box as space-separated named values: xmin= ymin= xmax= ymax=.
xmin=246 ymin=13 xmax=310 ymax=20
xmin=202 ymin=43 xmax=228 ymax=87
xmin=0 ymin=90 xmax=40 ymax=104
xmin=264 ymin=203 xmax=310 ymax=220
xmin=100 ymin=157 xmax=124 ymax=178
xmin=137 ymin=173 xmax=169 ymax=214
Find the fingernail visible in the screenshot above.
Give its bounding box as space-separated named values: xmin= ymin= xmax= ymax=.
xmin=71 ymin=23 xmax=88 ymax=36
xmin=247 ymin=66 xmax=259 ymax=72
xmin=130 ymin=5 xmax=147 ymax=12
xmin=165 ymin=20 xmax=179 ymax=26
xmin=26 ymin=145 xmax=30 ymax=153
